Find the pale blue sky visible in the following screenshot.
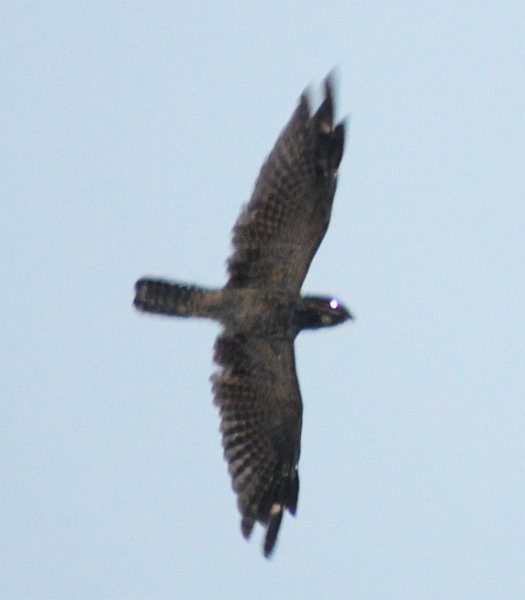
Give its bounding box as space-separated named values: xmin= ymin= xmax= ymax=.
xmin=3 ymin=3 xmax=524 ymax=599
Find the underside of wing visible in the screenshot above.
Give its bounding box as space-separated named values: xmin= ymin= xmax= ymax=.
xmin=212 ymin=331 xmax=302 ymax=557
xmin=227 ymin=74 xmax=345 ymax=293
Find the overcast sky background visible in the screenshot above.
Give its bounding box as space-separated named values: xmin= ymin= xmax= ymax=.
xmin=3 ymin=3 xmax=524 ymax=599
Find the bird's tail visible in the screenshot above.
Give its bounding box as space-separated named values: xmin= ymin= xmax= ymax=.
xmin=134 ymin=277 xmax=221 ymax=319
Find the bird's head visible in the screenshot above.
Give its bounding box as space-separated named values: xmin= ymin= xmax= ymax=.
xmin=296 ymin=295 xmax=353 ymax=330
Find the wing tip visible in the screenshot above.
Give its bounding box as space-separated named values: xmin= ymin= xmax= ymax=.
xmin=240 ymin=504 xmax=283 ymax=558
xmin=241 ymin=515 xmax=255 ymax=539
xmin=313 ymin=70 xmax=340 ymax=132
xmin=263 ymin=503 xmax=284 ymax=558
xmin=324 ymin=69 xmax=338 ymax=103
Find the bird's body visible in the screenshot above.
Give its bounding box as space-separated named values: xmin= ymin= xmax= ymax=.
xmin=134 ymin=74 xmax=351 ymax=557
xmin=135 ymin=282 xmax=347 ymax=338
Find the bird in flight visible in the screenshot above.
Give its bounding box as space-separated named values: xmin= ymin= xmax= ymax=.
xmin=134 ymin=73 xmax=352 ymax=557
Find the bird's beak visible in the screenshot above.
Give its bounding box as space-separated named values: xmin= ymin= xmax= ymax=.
xmin=344 ymin=307 xmax=355 ymax=322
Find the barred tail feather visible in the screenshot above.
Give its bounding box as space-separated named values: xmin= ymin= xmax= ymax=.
xmin=134 ymin=278 xmax=219 ymax=318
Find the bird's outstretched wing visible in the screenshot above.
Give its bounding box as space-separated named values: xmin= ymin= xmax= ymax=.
xmin=227 ymin=74 xmax=345 ymax=293
xmin=212 ymin=331 xmax=302 ymax=557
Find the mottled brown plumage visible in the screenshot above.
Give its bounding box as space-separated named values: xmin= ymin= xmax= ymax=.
xmin=227 ymin=77 xmax=344 ymax=292
xmin=134 ymin=74 xmax=351 ymax=557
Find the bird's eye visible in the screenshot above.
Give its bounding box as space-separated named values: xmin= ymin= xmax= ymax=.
xmin=329 ymin=298 xmax=339 ymax=310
